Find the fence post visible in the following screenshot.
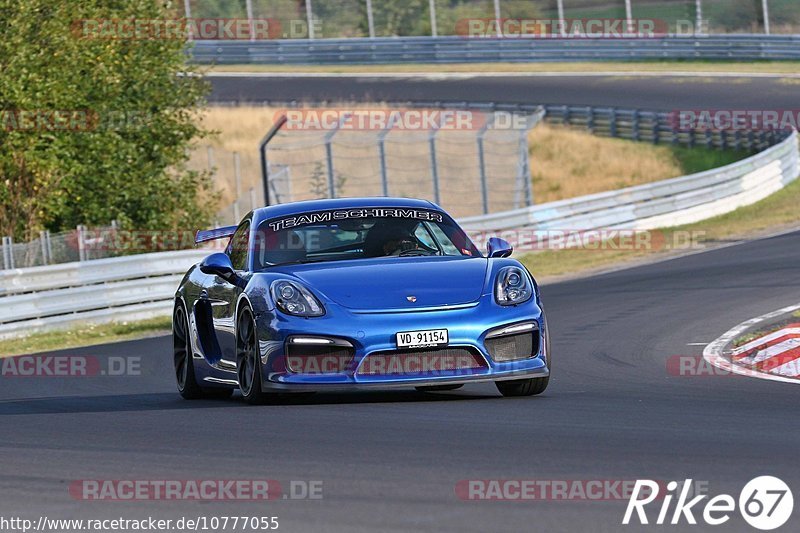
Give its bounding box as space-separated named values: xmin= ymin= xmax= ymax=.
xmin=587 ymin=106 xmax=595 ymax=134
xmin=45 ymin=230 xmax=52 ymax=263
xmin=493 ymin=0 xmax=502 ymax=37
xmin=305 ymin=0 xmax=315 ymax=39
xmin=250 ymin=187 xmax=257 ymax=211
xmin=429 ymin=0 xmax=438 ymax=37
xmin=695 ymin=0 xmax=704 ymax=35
xmin=77 ymin=225 xmax=86 ymax=262
xmin=378 ymin=126 xmax=392 ymax=196
xmin=477 ymin=113 xmax=496 ymax=215
xmin=245 ymin=0 xmax=255 ymax=42
xmin=183 ymin=0 xmax=193 ymax=40
xmin=2 ymin=236 xmax=11 ymax=270
xmin=233 ymin=152 xmax=242 ymax=221
xmin=762 ymin=0 xmax=771 ymax=35
xmin=624 ymin=0 xmax=633 ymax=34
xmin=259 ymin=115 xmax=288 ymax=207
xmin=322 ymin=113 xmax=351 ymax=199
xmin=39 ymin=230 xmax=48 ymax=266
xmin=632 ymin=109 xmax=640 ymax=141
xmin=366 ymin=0 xmax=375 ymax=38
xmin=428 ymin=124 xmax=441 ymax=206
xmin=325 ymin=137 xmax=337 ymax=199
xmin=516 ymin=108 xmax=545 ymax=209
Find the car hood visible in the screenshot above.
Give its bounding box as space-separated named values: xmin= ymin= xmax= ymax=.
xmin=277 ymin=257 xmax=488 ymax=311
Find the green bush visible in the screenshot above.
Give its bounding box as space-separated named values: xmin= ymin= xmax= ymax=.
xmin=0 ymin=0 xmax=214 ymax=242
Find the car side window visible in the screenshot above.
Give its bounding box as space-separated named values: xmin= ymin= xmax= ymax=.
xmin=227 ymin=221 xmax=250 ymax=271
xmin=413 ymin=223 xmax=437 ymax=250
xmin=427 ymin=223 xmax=461 ymax=255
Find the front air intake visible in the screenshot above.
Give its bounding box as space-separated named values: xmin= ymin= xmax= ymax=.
xmin=485 ymin=325 xmax=539 ymax=362
xmin=285 ymin=339 xmax=354 ymax=374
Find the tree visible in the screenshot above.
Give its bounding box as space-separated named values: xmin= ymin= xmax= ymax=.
xmin=0 ymin=0 xmax=214 ymax=242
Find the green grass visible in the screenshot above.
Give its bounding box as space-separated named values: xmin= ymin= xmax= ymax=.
xmin=520 ymin=174 xmax=800 ymax=279
xmin=0 ymin=317 xmax=172 ymax=358
xmin=669 ymin=145 xmax=748 ymax=175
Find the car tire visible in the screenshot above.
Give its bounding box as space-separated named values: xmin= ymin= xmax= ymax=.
xmin=174 ymin=303 xmax=234 ymax=400
xmin=415 ymin=384 xmax=464 ymax=392
xmin=495 ymin=377 xmax=549 ymax=397
xmin=236 ymin=307 xmax=271 ymax=405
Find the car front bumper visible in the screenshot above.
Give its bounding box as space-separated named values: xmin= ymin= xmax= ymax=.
xmin=254 ymin=294 xmax=550 ymax=391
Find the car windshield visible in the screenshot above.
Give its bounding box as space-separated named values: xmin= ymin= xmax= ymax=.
xmin=254 ymin=208 xmax=480 ymax=268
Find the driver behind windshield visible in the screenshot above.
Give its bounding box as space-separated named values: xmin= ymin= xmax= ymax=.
xmin=363 ymin=222 xmax=419 ymax=257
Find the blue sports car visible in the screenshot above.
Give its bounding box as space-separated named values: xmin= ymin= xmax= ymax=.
xmin=173 ymin=197 xmax=550 ymax=403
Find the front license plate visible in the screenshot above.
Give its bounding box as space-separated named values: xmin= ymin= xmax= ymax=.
xmin=396 ymin=329 xmax=449 ymax=349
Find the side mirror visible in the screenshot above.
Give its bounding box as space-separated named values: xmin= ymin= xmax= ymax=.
xmin=199 ymin=253 xmax=237 ymax=282
xmin=487 ymin=237 xmax=513 ymax=258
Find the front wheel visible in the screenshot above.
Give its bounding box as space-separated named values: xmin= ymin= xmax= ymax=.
xmin=174 ymin=304 xmax=205 ymax=399
xmin=236 ymin=307 xmax=271 ymax=405
xmin=495 ymin=377 xmax=549 ymax=397
xmin=174 ymin=303 xmax=233 ymax=400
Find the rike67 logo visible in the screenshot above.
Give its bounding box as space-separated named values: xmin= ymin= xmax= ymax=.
xmin=623 ymin=476 xmax=793 ymax=530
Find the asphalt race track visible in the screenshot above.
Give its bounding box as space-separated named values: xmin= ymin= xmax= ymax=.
xmin=207 ymin=73 xmax=800 ymax=111
xmin=2 ymin=230 xmax=800 ymax=532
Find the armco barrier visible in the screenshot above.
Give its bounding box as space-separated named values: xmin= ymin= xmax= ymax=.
xmin=0 ymin=250 xmax=208 ymax=339
xmin=190 ymin=35 xmax=800 ymax=65
xmin=460 ymin=130 xmax=798 ymax=231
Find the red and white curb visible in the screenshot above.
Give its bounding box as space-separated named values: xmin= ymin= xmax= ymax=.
xmin=704 ymin=303 xmax=800 ymax=384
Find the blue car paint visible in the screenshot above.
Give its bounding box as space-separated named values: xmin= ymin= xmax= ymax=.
xmin=176 ymin=197 xmax=550 ymax=392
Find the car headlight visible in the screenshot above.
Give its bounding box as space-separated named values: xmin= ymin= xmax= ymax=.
xmin=495 ymin=266 xmax=533 ymax=306
xmin=270 ymin=280 xmax=325 ymax=317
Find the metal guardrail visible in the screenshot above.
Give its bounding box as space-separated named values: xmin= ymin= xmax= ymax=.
xmin=0 ymin=250 xmax=208 ymax=339
xmin=460 ymin=129 xmax=799 ymax=231
xmin=191 ymin=35 xmax=800 ymax=64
